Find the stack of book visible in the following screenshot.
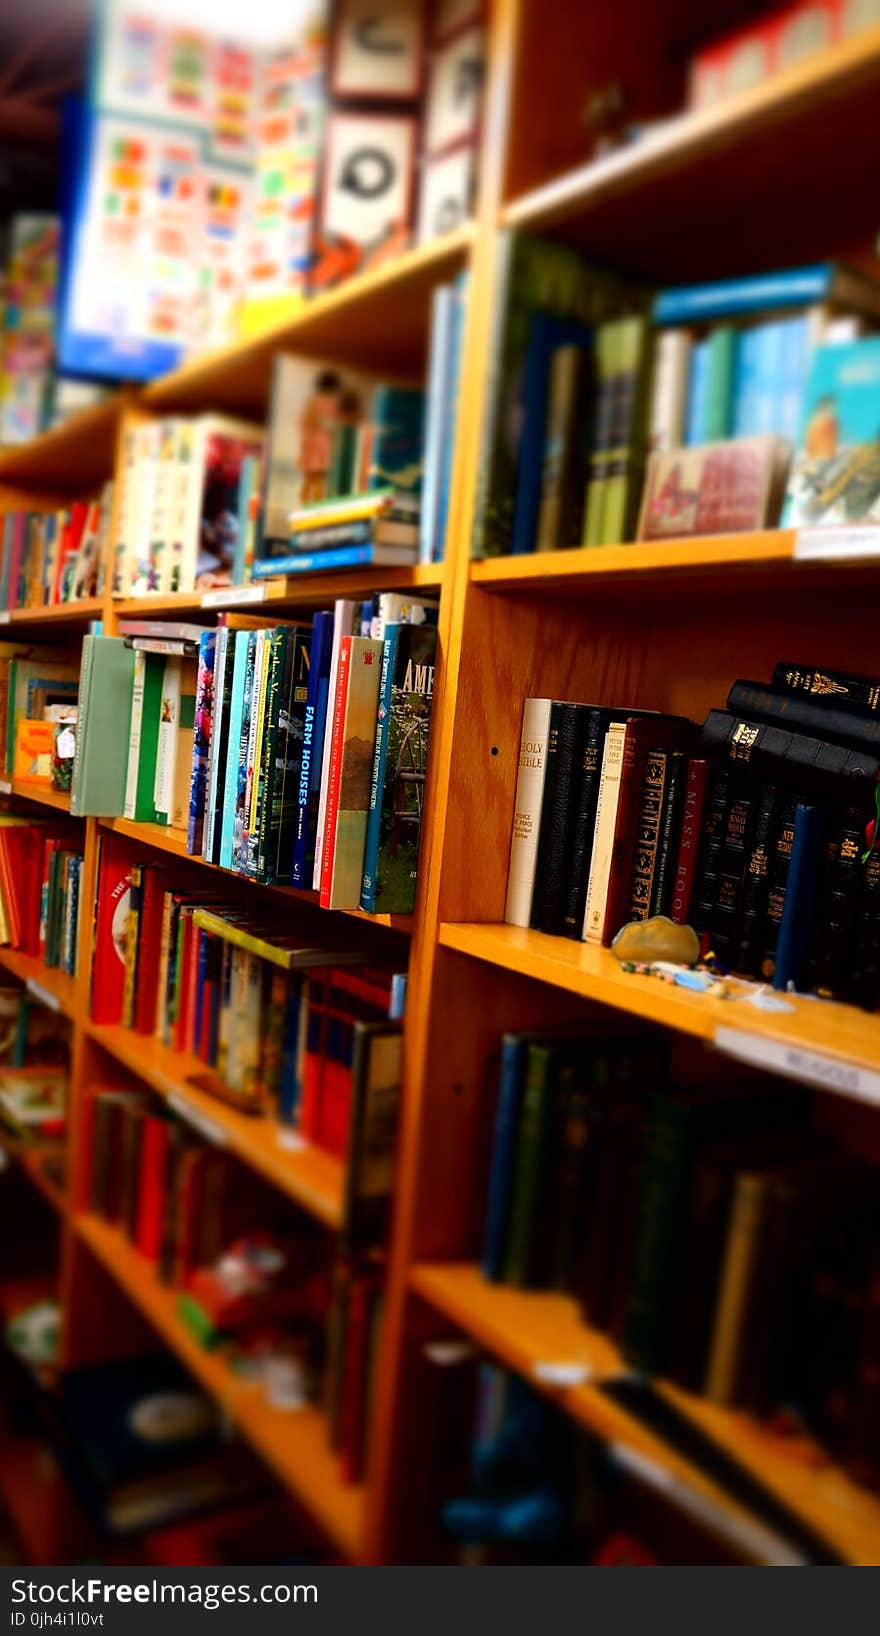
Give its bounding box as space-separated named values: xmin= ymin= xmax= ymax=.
xmin=506 ymin=655 xmax=880 ymax=1008
xmin=0 ymin=638 xmax=79 ymax=778
xmin=480 ymin=1025 xmax=880 ymax=1493
xmin=472 ymin=234 xmax=880 ymax=555
xmin=73 ymin=594 xmax=439 ymax=915
xmin=91 ymin=829 xmax=405 ymax=1160
xmin=0 ymin=490 xmax=111 ymax=611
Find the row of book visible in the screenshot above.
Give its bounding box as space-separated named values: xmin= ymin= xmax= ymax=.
xmin=506 ymin=655 xmax=880 ymax=1009
xmin=86 ymin=1082 xmax=385 ymax=1488
xmin=0 ymin=816 xmax=83 ymax=977
xmin=481 ymin=1027 xmax=880 ymax=1492
xmin=473 ymin=236 xmax=880 ymax=555
xmin=73 ymin=594 xmax=438 ymax=915
xmin=92 ymin=830 xmax=405 ymax=1171
xmin=0 ymin=492 xmax=111 ymax=611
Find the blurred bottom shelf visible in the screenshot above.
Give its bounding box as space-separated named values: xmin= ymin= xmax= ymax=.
xmin=75 ymin=1214 xmax=364 ymax=1561
xmin=409 ymin=1261 xmax=880 ymax=1567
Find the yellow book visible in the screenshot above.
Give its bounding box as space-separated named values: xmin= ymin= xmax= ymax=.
xmin=13 ymin=718 xmax=55 ymax=783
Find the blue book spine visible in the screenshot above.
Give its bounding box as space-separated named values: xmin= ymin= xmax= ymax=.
xmin=685 ymin=340 xmax=709 ymax=445
xmin=291 ymin=611 xmax=334 ymax=888
xmin=434 ymin=272 xmax=468 ymax=562
xmin=360 ymin=625 xmax=400 ymax=912
xmin=731 ymin=325 xmax=759 ymax=436
xmin=481 ymin=1035 xmax=528 ymax=1281
xmin=252 ymin=543 xmax=410 ymax=576
xmin=420 ymin=284 xmax=455 ymax=565
xmin=772 ymin=804 xmax=825 ymax=992
xmin=389 ymin=971 xmax=407 ymax=1019
xmin=218 ymin=631 xmax=249 ymax=871
xmin=232 ymin=456 xmax=256 ymax=586
xmin=653 ymin=263 xmax=831 ymax=325
xmin=194 ymin=930 xmax=209 ymax=1054
xmin=779 ymin=314 xmax=811 ymax=443
xmin=752 ymin=321 xmax=786 ymax=436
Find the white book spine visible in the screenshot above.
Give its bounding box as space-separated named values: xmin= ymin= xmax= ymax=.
xmin=313 ymin=598 xmax=356 ymax=890
xmin=583 ymin=721 xmax=627 ymax=943
xmin=153 ymin=656 xmax=181 ymax=822
xmin=647 ymin=328 xmax=691 ymax=454
xmin=504 ymin=697 xmax=553 ymax=928
xmin=123 ymin=650 xmax=146 ymax=820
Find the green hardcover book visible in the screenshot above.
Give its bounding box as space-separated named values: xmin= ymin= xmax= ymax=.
xmin=325 ymin=636 xmax=383 ymax=910
xmin=341 ymin=1020 xmax=403 ymax=1253
xmin=600 ymin=313 xmax=653 ymax=546
xmin=472 ymin=232 xmax=643 ymax=558
xmin=503 ymin=1040 xmax=556 ymax=1286
xmin=124 ymin=650 xmax=164 ymax=823
xmin=367 ymin=622 xmax=438 ymax=915
xmin=704 ymin=324 xmax=737 ymax=442
xmin=582 ymin=319 xmax=622 ymax=546
xmin=70 ymin=636 xmax=136 ymax=817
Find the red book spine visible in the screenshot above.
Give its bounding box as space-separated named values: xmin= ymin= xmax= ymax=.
xmin=319 ymin=637 xmax=352 ymax=909
xmin=0 ymin=832 xmax=21 ymax=948
xmin=186 ymin=925 xmax=202 ymax=1056
xmin=173 ymin=912 xmax=194 ymax=1055
xmin=91 ymin=837 xmax=135 ymax=1025
xmin=670 ymin=757 xmax=709 ymax=925
xmin=298 ymin=978 xmax=326 ymax=1142
xmin=136 ymin=1117 xmax=169 ymax=1260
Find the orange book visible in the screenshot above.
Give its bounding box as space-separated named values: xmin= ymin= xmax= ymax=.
xmin=13 ymin=718 xmax=55 ymax=783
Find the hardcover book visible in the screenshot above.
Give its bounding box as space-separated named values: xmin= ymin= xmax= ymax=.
xmin=638 ymin=435 xmax=787 ymax=540
xmin=782 ymin=337 xmax=880 ymax=526
xmin=365 ymin=623 xmax=438 ymax=915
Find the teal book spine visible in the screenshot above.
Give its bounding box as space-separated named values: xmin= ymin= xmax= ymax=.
xmin=704 ymin=326 xmax=736 ymax=441
xmin=218 ymin=630 xmax=250 ymax=871
xmin=360 ymin=625 xmax=400 ymax=912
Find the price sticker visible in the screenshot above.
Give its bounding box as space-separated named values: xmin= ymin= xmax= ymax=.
xmin=533 ymin=1361 xmax=592 ymax=1387
xmin=794 ymin=524 xmax=880 ymax=562
xmin=169 ymin=1091 xmax=227 ymax=1146
xmin=201 ymin=584 xmax=266 ymax=609
xmin=26 ymin=978 xmax=61 ymax=1014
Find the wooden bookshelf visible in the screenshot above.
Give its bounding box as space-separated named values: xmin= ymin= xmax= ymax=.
xmin=7 ymin=779 xmax=73 ymax=813
xmin=0 ymin=0 xmax=878 ymax=1571
xmin=84 ymin=1021 xmax=345 ymax=1230
xmin=410 ymin=1263 xmax=880 ymax=1567
xmin=437 ymin=922 xmax=880 ymax=1102
xmin=76 ymin=1214 xmax=363 ymax=1559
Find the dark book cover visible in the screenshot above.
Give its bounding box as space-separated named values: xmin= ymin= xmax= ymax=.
xmin=293 ymin=612 xmax=333 ymax=888
xmin=699 ymin=708 xmax=880 ymax=791
xmin=370 ymin=624 xmax=438 ymax=915
xmin=759 ymin=794 xmax=798 ymax=982
xmin=846 ymin=840 xmax=880 ymax=1009
xmin=733 ymin=781 xmax=778 ymax=977
xmin=772 ymin=660 xmax=880 ymax=716
xmin=650 ymin=748 xmax=688 ymax=917
xmin=530 ymin=702 xmax=590 ymax=935
xmin=805 ymin=802 xmax=866 ymax=998
xmin=727 ymin=679 xmax=880 ymax=755
xmin=561 ymin=708 xmax=611 ymax=939
xmin=710 ymin=777 xmax=757 ymax=968
xmin=627 ymin=747 xmax=668 ymax=924
xmin=602 ymin=715 xmax=691 ymax=943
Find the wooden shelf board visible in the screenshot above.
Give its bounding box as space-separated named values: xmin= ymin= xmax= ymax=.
xmin=438 ymin=923 xmax=880 ymax=1090
xmin=7 ymin=778 xmax=73 ymax=813
xmin=142 ymin=227 xmax=474 ymax=418
xmin=0 ymin=398 xmax=125 ymax=493
xmin=471 ymin=534 xmax=799 ymax=594
xmin=502 ymin=28 xmax=880 ymax=275
xmin=1 ymin=598 xmax=103 ymax=629
xmin=113 ymin=563 xmax=442 ymax=621
xmin=99 ymin=818 xmax=413 ymax=933
xmin=0 ymin=1131 xmax=67 ymax=1216
xmin=410 ymin=1262 xmax=880 ymax=1566
xmin=76 ymin=1213 xmax=363 ymax=1559
xmin=85 ymin=1020 xmax=345 ymax=1231
xmin=0 ymin=947 xmax=79 ymax=1020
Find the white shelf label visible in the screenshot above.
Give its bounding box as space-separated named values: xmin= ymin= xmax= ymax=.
xmin=533 ymin=1361 xmax=592 ymax=1387
xmin=169 ymin=1090 xmax=227 ymax=1146
xmin=201 ymin=584 xmax=266 ymax=609
xmin=277 ymin=1128 xmax=307 ymax=1152
xmin=26 ymin=978 xmax=60 ymax=1014
xmin=794 ymin=524 xmax=880 ymax=562
xmin=0 ymin=611 xmax=12 ymax=625
xmin=0 ymin=780 xmax=12 ymax=795
xmin=714 ymin=1025 xmax=880 ymax=1106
